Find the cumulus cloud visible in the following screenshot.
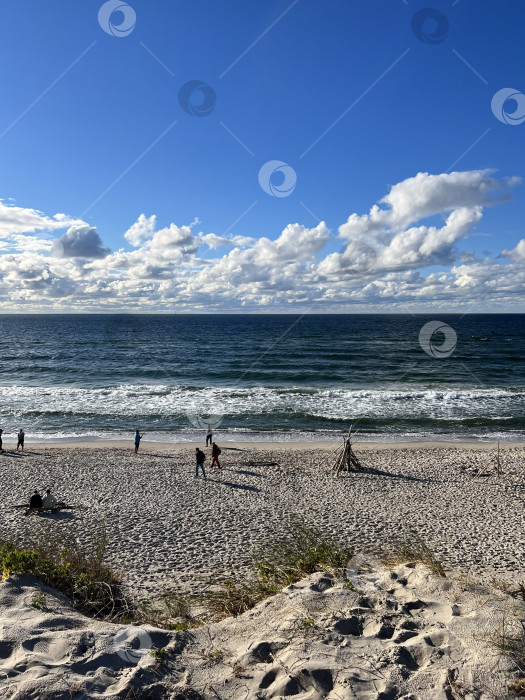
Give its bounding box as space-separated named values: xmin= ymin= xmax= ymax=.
xmin=199 ymin=233 xmax=255 ymax=249
xmin=0 ymin=200 xmax=84 ymax=238
xmin=327 ymin=170 xmax=519 ymax=276
xmin=338 ymin=170 xmax=519 ymax=242
xmin=124 ymin=214 xmax=157 ymax=247
xmin=52 ymin=224 xmax=110 ymax=259
xmin=0 ymin=170 xmax=523 ymax=312
xmin=501 ymin=239 xmax=525 ymax=262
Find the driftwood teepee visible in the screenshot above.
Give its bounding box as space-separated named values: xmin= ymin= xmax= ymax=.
xmin=331 ymin=427 xmax=363 ymax=476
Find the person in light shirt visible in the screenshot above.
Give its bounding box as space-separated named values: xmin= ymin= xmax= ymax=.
xmin=42 ymin=489 xmax=57 ymax=509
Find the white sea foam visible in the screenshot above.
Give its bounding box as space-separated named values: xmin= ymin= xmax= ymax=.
xmin=0 ymin=383 xmax=523 ymax=434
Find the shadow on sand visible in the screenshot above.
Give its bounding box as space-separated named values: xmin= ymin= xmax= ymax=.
xmin=139 ymin=453 xmax=174 ymax=459
xmin=1 ymin=450 xmax=50 ymax=458
xmin=36 ymin=510 xmax=77 ymax=521
xmin=347 ymin=467 xmax=430 ymax=483
xmin=246 ymin=461 xmax=279 ymax=467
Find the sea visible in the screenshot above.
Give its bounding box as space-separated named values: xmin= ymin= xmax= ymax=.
xmin=0 ymin=314 xmax=524 ymax=444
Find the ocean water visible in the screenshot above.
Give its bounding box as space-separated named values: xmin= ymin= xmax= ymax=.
xmin=0 ymin=314 xmax=524 ymax=443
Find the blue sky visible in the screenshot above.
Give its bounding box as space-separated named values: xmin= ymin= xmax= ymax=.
xmin=0 ymin=0 xmax=524 ymax=312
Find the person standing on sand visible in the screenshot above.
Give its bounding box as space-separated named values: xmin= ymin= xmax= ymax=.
xmin=206 ymin=424 xmax=212 ymax=446
xmin=195 ymin=448 xmax=206 ymax=478
xmin=134 ymin=429 xmax=143 ymax=454
xmin=17 ymin=429 xmax=24 ymax=451
xmin=211 ymin=441 xmax=221 ymax=469
xmin=0 ymin=428 xmax=3 ymax=452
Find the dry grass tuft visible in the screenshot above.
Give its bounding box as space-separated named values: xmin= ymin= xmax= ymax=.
xmin=380 ymin=529 xmax=446 ymax=577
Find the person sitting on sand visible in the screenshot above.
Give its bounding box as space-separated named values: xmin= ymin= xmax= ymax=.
xmin=134 ymin=429 xmax=143 ymax=454
xmin=29 ymin=490 xmax=42 ymax=509
xmin=42 ymin=488 xmax=57 ymax=509
xmin=195 ymin=448 xmax=206 ymax=478
xmin=206 ymin=424 xmax=212 ymax=447
xmin=17 ymin=428 xmax=25 ymax=452
xmin=211 ymin=441 xmax=221 ymax=469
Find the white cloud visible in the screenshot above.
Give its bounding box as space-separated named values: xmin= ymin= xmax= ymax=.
xmin=501 ymin=239 xmax=525 ymax=262
xmin=0 ymin=200 xmax=85 ymax=238
xmin=199 ymin=233 xmax=255 ymax=249
xmin=52 ymin=224 xmax=111 ymax=259
xmin=124 ymin=214 xmax=157 ymax=247
xmin=0 ymin=171 xmax=523 ymax=312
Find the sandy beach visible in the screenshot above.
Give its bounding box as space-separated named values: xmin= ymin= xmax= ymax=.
xmin=2 ymin=440 xmax=524 ymax=597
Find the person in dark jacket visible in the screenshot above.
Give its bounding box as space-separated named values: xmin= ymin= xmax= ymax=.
xmin=29 ymin=490 xmax=42 ymax=509
xmin=195 ymin=448 xmax=206 ymax=478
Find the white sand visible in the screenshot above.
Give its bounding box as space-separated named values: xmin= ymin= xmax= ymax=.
xmin=2 ymin=441 xmax=525 ymax=698
xmin=1 ymin=441 xmax=524 ymax=596
xmin=1 ymin=561 xmax=521 ymax=698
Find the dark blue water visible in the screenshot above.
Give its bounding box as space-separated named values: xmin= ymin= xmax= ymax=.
xmin=0 ymin=314 xmax=523 ymax=442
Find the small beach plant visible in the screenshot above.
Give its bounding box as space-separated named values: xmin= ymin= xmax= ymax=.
xmin=198 ymin=523 xmax=353 ymax=622
xmin=0 ymin=521 xmax=132 ymax=621
xmin=30 ymin=589 xmax=47 ymax=610
xmin=381 ymin=529 xmax=446 ymax=577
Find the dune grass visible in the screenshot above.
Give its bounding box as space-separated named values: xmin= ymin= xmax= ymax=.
xmin=195 ymin=524 xmax=353 ymax=621
xmin=0 ymin=522 xmax=133 ymax=620
xmin=380 ymin=529 xmax=446 ymax=577
xmin=1 ymin=519 xmax=447 ymax=629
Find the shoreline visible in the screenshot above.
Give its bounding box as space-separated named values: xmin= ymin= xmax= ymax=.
xmin=2 ymin=438 xmax=524 ymax=451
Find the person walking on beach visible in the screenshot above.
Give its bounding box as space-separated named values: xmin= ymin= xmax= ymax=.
xmin=17 ymin=429 xmax=25 ymax=451
xmin=206 ymin=424 xmax=213 ymax=447
xmin=0 ymin=428 xmax=3 ymax=452
xmin=211 ymin=441 xmax=221 ymax=469
xmin=195 ymin=448 xmax=206 ymax=478
xmin=134 ymin=429 xmax=143 ymax=454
